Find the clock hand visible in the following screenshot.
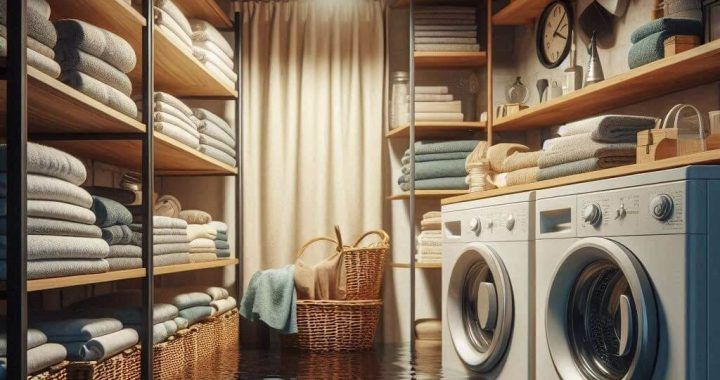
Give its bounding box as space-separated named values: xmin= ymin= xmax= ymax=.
xmin=552 ymin=13 xmax=567 ymax=38
xmin=554 ymin=31 xmax=567 ymax=39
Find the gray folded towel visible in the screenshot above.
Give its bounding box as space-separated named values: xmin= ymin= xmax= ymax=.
xmin=26 ymin=200 xmax=97 ymax=225
xmin=54 ymin=43 xmax=133 ymax=96
xmin=398 ymin=176 xmax=467 ymax=191
xmin=538 ymin=157 xmax=632 ymax=181
xmin=190 ymin=19 xmax=233 ymax=59
xmin=131 ymin=216 xmax=188 ymax=229
xmin=154 ymin=0 xmax=192 ymax=37
xmin=27 ymin=235 xmax=109 ymax=261
xmin=154 ymin=101 xmax=200 ymax=132
xmin=415 ymin=44 xmax=480 ymax=51
xmin=0 ymin=329 xmax=47 ymax=355
xmin=0 ymin=173 xmax=93 ymax=208
xmin=0 ymin=4 xmax=57 ymax=47
xmin=192 ymin=39 xmax=234 ymax=68
xmin=0 ymin=142 xmax=87 ymax=185
xmin=161 ymin=291 xmax=212 ymax=309
xmin=154 ymin=122 xmax=201 ymax=149
xmin=415 ymin=140 xmax=479 ymax=155
xmin=154 ymin=111 xmax=199 ymax=138
xmin=60 ymin=70 xmax=138 ymax=118
xmin=26 ymin=343 xmax=67 ymax=375
xmin=154 ymin=252 xmax=190 ymax=266
xmin=18 ymin=218 xmax=101 ymax=238
xmin=199 ymin=144 xmax=237 ymax=167
xmin=127 ymin=321 xmax=176 ymax=344
xmin=0 ymin=38 xmax=60 ymax=78
xmin=54 ymin=19 xmax=136 ymax=73
xmin=215 ymin=240 xmax=229 ymax=250
xmin=216 ymin=248 xmax=231 ymax=258
xmin=205 ymin=287 xmax=229 ymax=301
xmin=192 ymin=47 xmax=237 ymax=82
xmin=34 ymin=318 xmax=123 ymax=343
xmin=91 ymin=196 xmax=133 ymax=227
xmin=154 ymin=7 xmax=192 ymax=49
xmin=557 ymin=115 xmax=658 ymax=142
xmin=62 ymin=328 xmax=138 ymax=362
xmin=153 ymin=92 xmax=193 ymax=116
xmin=539 ymin=134 xmax=636 ymax=168
xmin=401 ymin=151 xmax=471 ymax=165
xmin=106 ymin=257 xmax=142 ymax=271
xmin=3 ymin=259 xmax=109 ymax=280
xmin=216 ymin=231 xmax=228 ymax=241
xmin=84 ymin=186 xmax=138 ymax=205
xmin=153 ymin=242 xmax=190 ymax=255
xmin=199 ymin=133 xmax=236 ymax=157
xmin=198 ymin=119 xmax=235 ymax=147
xmin=193 ymin=108 xmax=235 ymax=138
xmin=0 ymin=24 xmax=54 ymax=58
xmin=401 ymin=159 xmax=467 ymax=180
xmin=108 ymin=244 xmax=141 ymax=258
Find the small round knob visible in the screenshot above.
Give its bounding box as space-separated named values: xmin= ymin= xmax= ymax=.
xmin=469 ymin=217 xmax=482 ymax=233
xmin=650 ymin=194 xmax=674 ymax=221
xmin=615 ymin=204 xmax=627 ymax=220
xmin=582 ymin=203 xmax=603 ymax=227
xmin=487 ymin=219 xmax=494 ymax=229
xmin=506 ymin=215 xmax=515 ymax=231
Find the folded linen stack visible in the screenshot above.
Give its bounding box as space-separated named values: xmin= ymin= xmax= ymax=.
xmin=129 ymin=216 xmax=190 ymax=267
xmin=398 ymin=140 xmax=478 ymax=191
xmin=146 ymin=92 xmax=201 ymax=149
xmin=0 ymin=324 xmax=67 ymax=376
xmin=414 ymin=6 xmax=479 ymax=52
xmin=414 ymin=318 xmax=441 ymax=351
xmin=92 ymin=196 xmax=139 ymax=271
xmin=54 ymin=19 xmax=138 ymax=118
xmin=153 ymin=0 xmax=193 ymax=55
xmin=206 ymin=286 xmax=238 ymax=316
xmin=486 ymin=143 xmax=541 ymax=187
xmin=190 ymin=19 xmax=236 ymax=88
xmin=0 ymin=0 xmax=61 ymax=78
xmin=538 ymin=115 xmax=657 ymax=181
xmin=156 ymin=290 xmax=215 ymax=327
xmin=209 ymin=221 xmax=231 ymax=258
xmin=416 ymin=211 xmax=442 ymax=264
xmin=0 ymin=143 xmax=110 ymax=280
xmin=33 ymin=318 xmax=138 ymax=362
xmin=415 ymin=86 xmax=464 ymax=122
xmin=464 ymin=141 xmax=490 ymax=192
xmin=628 ymin=18 xmax=703 ymax=69
xmin=193 ymin=108 xmax=237 ymax=166
xmin=186 ymin=223 xmax=218 ymax=263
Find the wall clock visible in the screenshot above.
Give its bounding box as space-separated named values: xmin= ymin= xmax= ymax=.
xmin=536 ymin=0 xmax=573 ymax=69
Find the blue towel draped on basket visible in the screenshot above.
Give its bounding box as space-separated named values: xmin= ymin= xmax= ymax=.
xmin=240 ymin=265 xmax=297 ymax=334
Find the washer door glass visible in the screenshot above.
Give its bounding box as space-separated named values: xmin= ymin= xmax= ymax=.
xmin=447 ymin=243 xmax=513 ymax=372
xmin=546 ymin=238 xmax=658 ymax=380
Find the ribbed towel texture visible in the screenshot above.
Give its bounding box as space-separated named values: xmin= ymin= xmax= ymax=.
xmin=0 ymin=143 xmax=86 ymax=185
xmin=397 ymin=140 xmax=476 ymax=191
xmin=416 ymin=211 xmax=442 ymax=263
xmin=0 ymin=35 xmax=61 ymax=78
xmin=59 ymin=70 xmax=137 ymax=117
xmin=54 ymin=19 xmax=136 ymax=72
xmin=240 ymin=265 xmax=298 ymax=334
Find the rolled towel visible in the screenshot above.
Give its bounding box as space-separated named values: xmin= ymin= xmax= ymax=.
xmin=91 ymin=196 xmax=133 ymax=227
xmin=18 ymin=259 xmax=109 ymax=280
xmin=154 ymin=111 xmax=199 ymax=138
xmin=0 ymin=329 xmax=47 ymax=356
xmin=0 ymin=4 xmax=57 ymax=47
xmin=154 ymin=0 xmax=192 ymax=37
xmin=197 ymin=119 xmax=235 ymax=147
xmin=27 ymin=235 xmax=109 ymax=260
xmin=205 ymin=287 xmax=229 ymax=301
xmin=210 ymin=296 xmax=237 ymax=315
xmin=0 ymin=173 xmax=93 ymax=208
xmin=153 ymin=92 xmax=193 ymax=116
xmin=25 ymin=343 xmax=68 ymax=375
xmin=557 ymin=115 xmax=658 ymax=142
xmin=630 ymin=17 xmax=704 ymax=44
xmin=34 ymin=318 xmax=123 ymax=343
xmin=192 ymin=47 xmax=237 ymax=82
xmin=178 ymin=305 xmax=215 ymax=326
xmin=189 ymin=252 xmax=217 ymax=262
xmin=54 ymin=44 xmax=133 ymax=96
xmin=199 ymin=145 xmax=237 ymax=167
xmin=22 ymin=218 xmax=102 ymax=238
xmin=106 ymin=257 xmax=141 ymax=270
xmin=179 ymin=210 xmax=212 ymax=224
xmin=486 ymin=143 xmax=530 ymax=173
xmin=501 ymin=151 xmax=542 ymax=172
xmin=63 ymin=328 xmax=138 ymax=362
xmin=187 ymin=224 xmax=217 ymax=240
xmin=0 ymin=38 xmax=60 ymax=78
xmin=54 ymin=19 xmax=136 ymax=73
xmin=154 ymin=7 xmax=192 ymax=49
xmin=208 ymin=221 xmax=228 ymax=233
xmin=84 ymin=186 xmax=139 ymax=205
xmin=190 ymin=19 xmax=233 ymax=59
xmin=153 ymin=242 xmax=190 ymax=255
xmin=25 ymin=200 xmax=97 ymax=225
xmin=199 ymin=133 xmax=236 ymax=157
xmin=505 ymin=167 xmax=539 ymax=187
xmin=154 ymin=252 xmax=190 ymax=266
xmin=108 ymin=244 xmax=141 ymax=258
xmin=59 ymin=71 xmax=138 ymax=117
xmin=0 ymin=24 xmax=54 ymax=58
xmin=154 ymin=122 xmax=201 ymax=149
xmin=0 ymin=142 xmax=86 ymax=185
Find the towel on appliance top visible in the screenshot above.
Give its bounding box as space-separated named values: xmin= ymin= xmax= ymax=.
xmin=59 ymin=70 xmax=138 ymax=118
xmin=558 ymin=115 xmax=658 ymax=142
xmin=501 ymin=151 xmax=542 ymax=172
xmin=179 ymin=210 xmax=212 ymax=225
xmin=199 ymin=134 xmax=236 ymax=157
xmin=630 ymin=17 xmax=704 ymax=44
xmin=187 ymin=224 xmax=217 ymax=241
xmin=62 ymin=328 xmax=138 ymax=362
xmin=154 ymin=0 xmax=192 ymax=37
xmin=0 ymin=37 xmax=61 ymax=78
xmin=24 ymin=200 xmax=97 ymax=225
xmin=401 ymin=159 xmax=467 ymax=180
xmin=538 ymin=157 xmax=629 ymax=181
xmin=17 ymin=259 xmax=109 ymax=280
xmin=240 ymin=265 xmax=297 ymax=334
xmin=91 ymin=196 xmax=133 ymax=227
xmin=206 ymin=286 xmax=229 ymax=301
xmin=539 ymin=134 xmax=636 ymax=168
xmin=211 ymin=296 xmax=237 ymax=315
xmin=415 ymin=140 xmax=479 ymax=155
xmin=0 ymin=142 xmax=86 ymax=185
xmin=53 ymin=44 xmax=133 ymax=96
xmin=54 ymin=19 xmax=136 ymax=73
xmin=189 ymin=19 xmax=233 ymax=59
xmin=208 ymin=221 xmax=228 ymax=233
xmin=506 ymin=166 xmax=539 ymax=186
xmin=0 ymin=328 xmax=47 ymax=356
xmin=33 ymin=318 xmax=123 ymax=343
xmin=27 ymin=235 xmax=109 ymax=260
xmin=154 ymin=7 xmax=192 ymax=50
xmin=0 ymin=173 xmax=93 ymax=208
xmin=486 ymin=143 xmax=530 ymax=173
xmin=0 ymin=3 xmax=57 ymax=48
xmin=193 ymin=108 xmax=234 ymax=138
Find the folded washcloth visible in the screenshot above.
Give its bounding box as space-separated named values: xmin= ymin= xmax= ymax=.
xmin=154 ymin=194 xmax=181 ymax=218
xmin=53 ymin=43 xmax=133 ymax=96
xmin=401 ymin=151 xmax=470 ymax=165
xmin=59 ymin=71 xmax=138 ymax=117
xmin=189 ymin=252 xmax=217 ymax=262
xmin=207 ymin=221 xmax=228 ymax=233
xmin=199 ymin=133 xmax=236 ymax=157
xmin=63 ymin=328 xmax=138 ymax=362
xmin=0 ymin=38 xmax=60 ymax=78
xmin=0 ymin=4 xmax=57 ymax=47
xmin=154 ymin=7 xmax=192 ymax=49
xmin=199 ymin=144 xmax=237 ymax=167
xmin=101 ymin=225 xmax=134 ymax=245
xmin=198 ymin=119 xmax=236 ymax=147
xmin=19 ymin=259 xmax=109 ymax=280
xmin=154 ymin=0 xmax=192 ymax=37
xmin=557 ymin=115 xmax=658 ymax=142
xmin=91 ymin=196 xmax=133 ymax=228
xmin=178 ymin=305 xmax=215 ymax=326
xmin=5 ymin=199 xmax=95 ymax=225
xmin=154 ymin=252 xmax=190 ymax=266
xmin=502 ymin=151 xmax=541 ymax=172
xmin=538 ymin=157 xmax=633 ymax=181
xmin=54 ymin=19 xmax=136 ymax=73
xmin=34 ymin=318 xmax=123 ymax=343
xmin=179 ymin=210 xmax=212 ymax=224
xmin=240 ymin=265 xmax=297 ymax=334
xmin=187 ymin=224 xmax=217 ymax=241
xmin=415 ymin=140 xmax=479 ymax=155
xmin=106 ymin=257 xmax=141 ymax=270
xmin=0 ymin=329 xmax=47 ymax=356
xmin=206 ymin=287 xmax=229 ymax=301
xmin=108 ymin=245 xmax=141 ymax=259
xmin=190 ymin=19 xmax=233 ymax=59
xmin=0 ymin=142 xmax=86 ymax=185
xmin=154 ymin=122 xmax=200 ymax=149
xmin=154 ymin=111 xmax=200 ymax=138
xmin=506 ymin=167 xmax=539 ymax=186
xmin=152 ymin=242 xmax=190 ymax=255
xmin=539 ymin=134 xmax=636 ymax=168
xmin=211 ymin=296 xmax=237 ymax=315
xmin=84 ymin=186 xmax=139 ymax=205
xmin=486 ymin=143 xmax=530 ymax=173
xmin=215 ymin=240 xmax=229 ymax=250
xmin=398 ymin=176 xmax=467 ymax=191
xmin=0 ymin=173 xmax=93 ymax=208
xmin=25 ymin=343 xmax=67 ymax=375
xmin=27 ymin=235 xmax=109 ymax=260
xmin=401 ymin=159 xmax=467 ymax=180
xmin=630 ymin=17 xmax=704 ymax=44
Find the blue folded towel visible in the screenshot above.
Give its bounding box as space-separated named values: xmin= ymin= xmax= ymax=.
xmin=401 ymin=158 xmax=468 ymax=180
xmin=62 ymin=328 xmax=138 ymax=362
xmin=415 ymin=140 xmax=479 ymax=155
xmin=240 ymin=265 xmax=297 ymax=334
xmin=91 ymin=196 xmax=133 ymax=228
xmin=34 ymin=318 xmax=123 ymax=343
xmin=630 ymin=18 xmax=703 ymax=44
xmin=178 ymin=306 xmax=215 ymax=326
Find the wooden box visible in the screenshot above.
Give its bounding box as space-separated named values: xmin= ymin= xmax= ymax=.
xmin=664 ymin=35 xmax=702 ymax=56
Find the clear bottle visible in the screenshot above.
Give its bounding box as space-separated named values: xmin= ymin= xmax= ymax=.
xmin=390 ymin=71 xmax=409 ymax=130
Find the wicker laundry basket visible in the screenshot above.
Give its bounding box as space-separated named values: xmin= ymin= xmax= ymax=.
xmin=29 ymin=361 xmax=69 ymax=380
xmin=195 ymin=317 xmax=222 ymax=361
xmin=67 ymin=345 xmax=140 ymax=380
xmin=218 ymin=309 xmax=240 ymax=348
xmin=294 ymin=299 xmax=383 ymax=351
xmin=153 ymin=330 xmax=192 ymax=380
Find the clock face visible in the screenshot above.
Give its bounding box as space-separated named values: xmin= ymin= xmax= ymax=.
xmin=536 ymin=1 xmax=572 ymax=68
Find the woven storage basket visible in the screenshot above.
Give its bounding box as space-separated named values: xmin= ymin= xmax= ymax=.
xmin=153 ymin=331 xmax=187 ymax=380
xmin=295 ymin=299 xmax=383 ymax=351
xmin=180 ymin=327 xmax=199 ymax=374
xmin=218 ymin=309 xmax=240 ymax=348
xmin=67 ymin=345 xmax=139 ymax=380
xmin=120 ymin=346 xmax=141 ymax=379
xmin=29 ymin=361 xmax=69 ymax=380
xmin=195 ymin=317 xmax=222 ymax=360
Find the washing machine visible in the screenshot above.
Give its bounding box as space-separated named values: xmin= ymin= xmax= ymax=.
xmin=441 ymin=191 xmax=534 ymax=379
xmin=535 ymin=166 xmax=720 ymax=380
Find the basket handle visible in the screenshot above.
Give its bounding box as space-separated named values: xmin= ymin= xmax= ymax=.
xmin=295 ymin=236 xmax=341 ymax=259
xmin=352 ymin=230 xmax=390 ymax=247
xmin=334 ymin=225 xmax=343 ymax=248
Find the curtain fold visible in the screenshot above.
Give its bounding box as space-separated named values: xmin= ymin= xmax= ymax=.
xmin=242 ymin=0 xmax=385 ymax=278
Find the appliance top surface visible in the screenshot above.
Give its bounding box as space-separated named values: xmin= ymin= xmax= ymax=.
xmin=442 ymin=189 xmax=534 ymax=212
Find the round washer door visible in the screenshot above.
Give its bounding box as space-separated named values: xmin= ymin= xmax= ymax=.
xmin=446 ymin=243 xmax=513 ymax=373
xmin=546 ymin=237 xmax=658 ymax=380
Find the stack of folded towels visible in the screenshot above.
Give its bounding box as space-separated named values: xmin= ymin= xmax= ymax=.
xmin=416 ymin=211 xmax=442 ymax=264
xmin=628 ymin=17 xmax=703 ymax=69
xmin=0 ymin=322 xmax=67 ymax=377
xmin=186 ymin=223 xmax=218 ymax=263
xmin=153 ymin=0 xmax=193 ymax=55
xmin=193 ymin=108 xmax=237 ymax=167
xmin=415 ymin=86 xmax=464 ymax=122
xmin=0 ymin=143 xmax=110 ymax=280
xmin=54 ymin=19 xmax=137 ymax=118
xmin=538 ymin=115 xmax=657 ymax=181
xmin=146 ymin=92 xmax=201 ymax=150
xmin=206 ymin=286 xmax=238 ymax=317
xmin=414 ymin=318 xmax=442 ymax=351
xmin=33 ymin=317 xmax=138 ymax=363
xmin=209 ymin=221 xmax=230 ymax=259
xmin=84 ymin=185 xmax=143 ymax=207
xmin=130 ymin=216 xmax=190 ymax=267
xmin=414 ymin=6 xmax=479 ymax=52
xmin=92 ymin=196 xmax=138 ymax=271
xmin=190 ymin=19 xmax=236 ymax=88
xmin=486 ymin=143 xmax=541 ymax=188
xmin=0 ymin=0 xmax=61 ymax=78
xmin=398 ymin=140 xmax=478 ymax=191
xmin=156 ymin=289 xmax=215 ymax=328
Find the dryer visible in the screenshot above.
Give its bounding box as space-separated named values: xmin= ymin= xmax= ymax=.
xmin=441 ymin=191 xmax=534 ymax=379
xmin=535 ymin=166 xmax=720 ymax=380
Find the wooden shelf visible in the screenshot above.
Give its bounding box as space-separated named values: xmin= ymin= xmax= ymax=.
xmin=390 ymin=262 xmax=441 ymax=269
xmin=174 ymin=0 xmax=232 ymax=29
xmin=27 ymin=269 xmax=146 ymax=292
xmin=414 ymin=51 xmax=487 ymax=69
xmin=392 ymin=0 xmax=479 ymax=8
xmin=0 ymin=67 xmax=146 ymax=134
xmin=155 ymin=259 xmax=239 ymax=275
xmin=388 ymin=190 xmax=468 ymax=200
xmin=494 ymin=40 xmax=720 ymax=132
xmin=386 ymin=121 xmax=485 ymax=139
xmin=492 ymin=0 xmax=553 ymax=25
xmin=443 ymin=150 xmax=720 ymax=205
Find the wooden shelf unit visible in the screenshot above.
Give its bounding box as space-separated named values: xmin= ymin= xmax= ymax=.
xmin=386 ymin=121 xmax=485 ymax=139
xmin=155 ymin=259 xmax=240 ymax=275
xmin=388 ymin=190 xmax=468 ymax=200
xmin=414 ymin=51 xmax=487 ymax=69
xmin=174 ymin=0 xmax=233 ymax=29
xmin=494 ymin=40 xmax=720 ymax=132
xmin=492 ymin=0 xmax=553 ymax=25
xmin=27 ymin=269 xmax=146 ymax=292
xmin=390 ymin=262 xmax=441 ymax=269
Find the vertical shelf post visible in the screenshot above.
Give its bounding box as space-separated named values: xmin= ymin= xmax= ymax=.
xmin=408 ymin=0 xmax=416 ymax=356
xmin=6 ymin=0 xmax=28 ymax=378
xmin=486 ymin=0 xmax=493 ymax=146
xmin=233 ymin=1 xmax=244 ymax=344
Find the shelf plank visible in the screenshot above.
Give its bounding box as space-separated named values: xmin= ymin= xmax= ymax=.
xmin=0 ymin=67 xmax=146 ymax=134
xmin=492 ymin=0 xmax=553 ymax=25
xmin=155 ymin=259 xmax=239 ymax=275
xmin=174 ymin=0 xmax=232 ymax=29
xmin=443 ymin=149 xmax=720 ymax=205
xmin=415 ymin=51 xmax=487 ymax=69
xmin=494 ymin=40 xmax=720 ymax=132
xmin=390 ymin=262 xmax=441 ymax=269
xmin=386 ymin=121 xmax=485 ymax=139
xmin=393 ymin=0 xmax=480 ymax=8
xmin=27 ymin=269 xmax=146 ymax=292
xmin=388 ymin=190 xmax=468 ymax=200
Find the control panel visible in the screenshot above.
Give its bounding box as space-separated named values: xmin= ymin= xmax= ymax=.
xmin=463 ymin=202 xmax=532 ymax=241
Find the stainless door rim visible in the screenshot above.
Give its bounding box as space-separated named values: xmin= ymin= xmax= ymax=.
xmin=546 ymin=237 xmax=658 ymax=380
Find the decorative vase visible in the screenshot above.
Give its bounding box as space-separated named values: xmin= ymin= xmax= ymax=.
xmin=584 ymin=33 xmax=605 ymax=86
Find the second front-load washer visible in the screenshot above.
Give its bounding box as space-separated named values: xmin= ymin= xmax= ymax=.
xmin=442 ymin=191 xmax=534 ymax=379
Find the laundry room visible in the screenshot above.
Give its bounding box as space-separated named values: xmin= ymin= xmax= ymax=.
xmin=2 ymin=0 xmax=720 ymax=378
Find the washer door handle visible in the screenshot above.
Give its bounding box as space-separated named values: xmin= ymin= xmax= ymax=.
xmin=618 ymin=294 xmax=634 ymax=356
xmin=477 ymin=282 xmax=498 ymax=331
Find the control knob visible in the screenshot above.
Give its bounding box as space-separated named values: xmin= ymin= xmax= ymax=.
xmin=469 ymin=217 xmax=482 ymax=233
xmin=506 ymin=215 xmax=515 ymax=231
xmin=582 ymin=203 xmax=603 ymax=227
xmin=650 ymin=194 xmax=674 ymax=221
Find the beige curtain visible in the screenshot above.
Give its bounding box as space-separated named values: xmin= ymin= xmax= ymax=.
xmin=241 ymin=0 xmax=386 ymax=279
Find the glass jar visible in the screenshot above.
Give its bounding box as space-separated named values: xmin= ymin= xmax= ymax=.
xmin=390 ymin=71 xmax=410 ymax=130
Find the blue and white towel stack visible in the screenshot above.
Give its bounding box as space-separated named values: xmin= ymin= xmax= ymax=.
xmin=208 ymin=221 xmax=230 ymax=259
xmin=192 ymin=108 xmax=237 ymax=167
xmin=91 ymin=196 xmax=137 ymax=271
xmin=156 ymin=289 xmax=215 ymax=327
xmin=414 ymin=6 xmax=479 ymax=52
xmin=190 ymin=19 xmax=236 ymax=89
xmin=0 ymin=0 xmax=61 ymax=78
xmin=398 ymin=140 xmax=479 ymax=191
xmin=129 ymin=216 xmax=191 ymax=267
